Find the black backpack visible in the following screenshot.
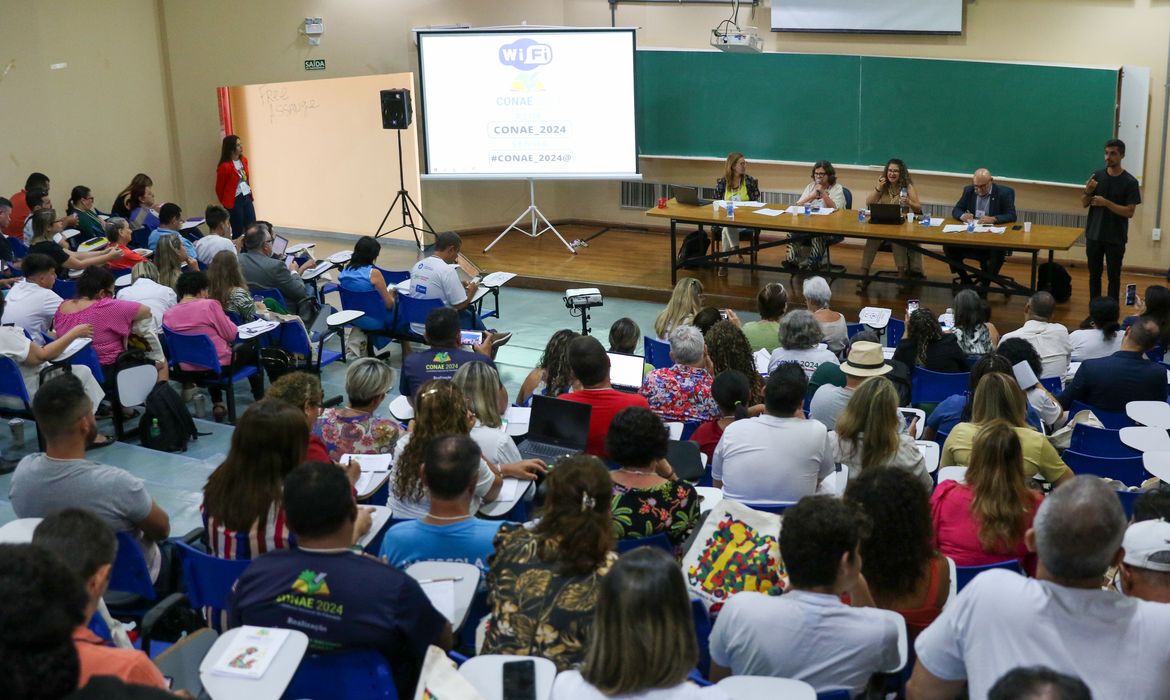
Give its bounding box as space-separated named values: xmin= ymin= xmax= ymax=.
xmin=677 ymin=229 xmax=711 ymax=269
xmin=139 ymin=382 xmax=199 ymax=452
xmin=1037 ymin=262 xmax=1073 ymax=303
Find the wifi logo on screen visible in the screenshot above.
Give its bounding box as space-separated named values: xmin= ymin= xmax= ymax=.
xmin=499 ymin=39 xmax=552 ymax=71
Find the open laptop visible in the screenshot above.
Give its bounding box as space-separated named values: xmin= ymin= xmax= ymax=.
xmin=868 ymin=203 xmax=905 ymax=225
xmin=271 ymin=233 xmax=290 ymax=257
xmin=518 ymin=394 xmax=592 ymax=463
xmin=607 ymin=352 xmax=646 ymax=393
xmin=672 ymin=185 xmax=712 ymax=207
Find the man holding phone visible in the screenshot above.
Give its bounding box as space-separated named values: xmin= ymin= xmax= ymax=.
xmin=1082 ymin=139 xmax=1141 ymax=301
xmin=944 ymin=168 xmax=1017 ymax=288
xmin=400 ymin=307 xmax=497 ymax=400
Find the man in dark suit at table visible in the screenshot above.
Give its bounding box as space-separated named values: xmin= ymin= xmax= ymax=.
xmin=943 ymin=168 xmax=1018 ymax=287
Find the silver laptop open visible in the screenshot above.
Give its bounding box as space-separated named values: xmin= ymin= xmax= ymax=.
xmin=672 ymin=185 xmax=713 ymax=207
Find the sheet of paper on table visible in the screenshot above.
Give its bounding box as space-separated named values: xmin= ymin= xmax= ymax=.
xmin=419 ymin=579 xmax=456 ymax=623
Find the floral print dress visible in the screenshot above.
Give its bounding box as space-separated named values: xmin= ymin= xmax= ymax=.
xmin=611 ymin=479 xmax=701 ymax=557
xmin=482 ymin=525 xmax=617 ymax=671
xmin=312 ymin=409 xmax=402 ymax=463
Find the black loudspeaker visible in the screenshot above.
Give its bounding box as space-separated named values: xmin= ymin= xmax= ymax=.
xmin=380 ymin=89 xmax=412 ymax=130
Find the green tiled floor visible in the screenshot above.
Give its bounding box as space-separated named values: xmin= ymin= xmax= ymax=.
xmin=0 ymin=286 xmax=762 ymax=530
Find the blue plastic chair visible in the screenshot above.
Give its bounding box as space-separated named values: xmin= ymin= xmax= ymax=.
xmin=1062 ymin=449 xmax=1147 ymax=487
xmin=1069 ymin=423 xmax=1141 ymax=458
xmin=161 ymin=326 xmax=261 ymax=423
xmin=846 ymin=322 xmax=866 ymax=339
xmin=338 ymin=284 xmax=398 ymax=351
xmin=248 ymin=284 xmax=287 ymax=310
xmin=394 ymin=294 xmax=445 ymax=342
xmin=53 ymin=278 xmax=77 ymax=299
xmin=1039 ymin=376 xmax=1063 ymax=394
xmin=739 ymin=501 xmax=797 ymax=515
xmin=1117 ymin=489 xmax=1140 ymax=519
xmin=691 ymin=598 xmax=712 ymax=678
xmin=174 ymin=541 xmax=249 ymax=622
xmin=817 ymin=692 xmax=851 ymax=700
xmin=1148 ymin=345 xmax=1166 ymax=364
xmin=0 ymin=356 xmax=50 ymax=450
xmin=277 ymin=318 xmax=342 ymax=373
xmin=1069 ymin=400 xmax=1134 ymax=429
xmin=106 ymin=531 xmax=190 ymax=656
xmin=644 ymin=336 xmax=672 ymax=370
xmin=376 ymin=266 xmax=410 ymax=285
xmin=885 ymin=317 xmax=905 ymax=348
xmin=955 ymin=559 xmax=1022 ymax=591
xmin=911 ymin=368 xmax=970 ymax=407
xmin=616 ymin=532 xmax=674 ymax=555
xmin=281 ymin=650 xmax=398 ymax=700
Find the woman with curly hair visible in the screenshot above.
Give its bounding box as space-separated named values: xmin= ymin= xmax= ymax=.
xmin=654 ymin=277 xmax=704 ymax=340
xmin=833 ymin=376 xmax=931 ymax=491
xmin=705 ymin=319 xmax=764 ymax=404
xmin=389 ymin=379 xmax=538 ymax=519
xmin=893 ymin=307 xmax=967 ymax=372
xmin=483 ymin=454 xmax=617 ymax=671
xmin=844 ymin=467 xmax=950 ymax=641
xmin=606 ymin=406 xmax=700 ymax=557
xmin=517 ymin=328 xmax=577 ymax=405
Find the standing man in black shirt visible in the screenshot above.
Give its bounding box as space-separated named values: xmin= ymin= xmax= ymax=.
xmin=1082 ymin=138 xmax=1141 ymax=301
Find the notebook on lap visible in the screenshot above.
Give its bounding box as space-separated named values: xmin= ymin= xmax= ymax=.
xmin=517 ymin=394 xmax=591 ymax=463
xmin=607 ymin=352 xmax=646 ymax=393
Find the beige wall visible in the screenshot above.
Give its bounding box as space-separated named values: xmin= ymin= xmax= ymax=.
xmin=0 ymin=0 xmax=176 ymax=211
xmin=4 ymin=1 xmax=1168 ymax=265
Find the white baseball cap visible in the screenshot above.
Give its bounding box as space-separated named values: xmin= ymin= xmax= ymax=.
xmin=1123 ymin=518 xmax=1170 ymax=573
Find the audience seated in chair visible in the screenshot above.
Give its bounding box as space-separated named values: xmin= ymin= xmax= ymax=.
xmin=713 ymin=364 xmax=834 ymax=504
xmin=151 ymin=233 xmax=189 ymax=289
xmin=0 ymin=543 xmax=177 ymax=700
xmin=1117 ymin=518 xmax=1170 ymax=604
xmin=454 ymin=361 xmax=539 ymax=473
xmin=705 ymin=319 xmax=764 ymax=404
xmin=940 ymin=373 xmax=1071 ymax=485
xmin=932 ymin=420 xmax=1043 ymax=575
xmin=206 ymin=250 xmax=261 ymax=323
xmin=1059 ymin=314 xmax=1167 ymax=413
xmin=810 ymin=340 xmax=889 ymax=431
xmin=32 ymin=509 xmax=169 ymax=690
xmin=803 ymin=276 xmax=849 ymax=356
xmin=400 ymin=307 xmax=496 ymax=400
xmin=193 ymin=204 xmax=237 ymax=266
xmin=380 ymin=434 xmax=505 ymax=580
xmin=950 ymin=288 xmax=1000 ymax=355
xmin=606 ymin=406 xmax=699 ymax=557
xmin=238 ymin=222 xmax=313 ymax=322
xmin=1 ymin=253 xmax=62 ymax=337
xmin=998 ymin=337 xmax=1066 ymax=430
xmin=1070 ymin=296 xmax=1123 ymax=362
xmin=29 ymin=208 xmax=123 ymax=272
xmin=831 ymin=375 xmax=931 ymax=491
xmin=654 ymin=277 xmax=704 ymax=341
xmin=741 ymin=281 xmax=788 ymax=353
xmin=845 ymin=468 xmax=951 ymax=642
xmin=338 ymin=235 xmax=397 ymax=343
xmin=102 ymin=218 xmax=149 ymax=271
xmin=894 ymin=308 xmax=968 ymax=374
xmin=998 ymin=291 xmax=1072 ymax=379
xmin=126 ymin=181 xmax=161 ymax=235
xmin=551 ymin=547 xmax=729 ymax=699
xmin=909 ymin=477 xmax=1170 ymax=700
xmin=517 ymin=328 xmax=577 ymax=405
xmin=987 ymin=666 xmax=1091 ymax=700
xmin=10 ymin=374 xmax=171 ymax=581
xmin=313 ymin=357 xmax=401 ymax=462
xmin=767 ymin=309 xmax=839 ymax=378
xmin=202 ymin=399 xmax=309 ymax=559
xmin=691 ymin=369 xmax=752 ymax=461
xmin=146 ymin=203 xmax=197 ymax=260
xmin=56 ymin=268 xmax=159 ymax=379
xmin=709 ymin=495 xmax=902 ymax=695
xmin=118 ymin=262 xmax=176 ymax=330
xmin=641 ymin=325 xmax=720 ymax=423
xmin=482 ymin=455 xmax=617 ymax=671
xmin=229 ymin=461 xmax=450 ymax=699
xmin=922 ymin=353 xmax=1042 ymax=441
xmin=563 ymin=335 xmax=651 ymax=458
xmin=266 ymin=372 xmax=339 ymax=464
xmin=4 ymin=171 xmax=50 ymax=237
xmin=408 ymin=230 xmax=500 ymax=334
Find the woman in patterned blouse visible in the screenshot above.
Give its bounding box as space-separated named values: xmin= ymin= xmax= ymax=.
xmin=483 ymin=455 xmax=617 ymax=671
xmin=313 ymin=357 xmax=402 ymax=462
xmin=606 ymin=406 xmax=700 ymax=557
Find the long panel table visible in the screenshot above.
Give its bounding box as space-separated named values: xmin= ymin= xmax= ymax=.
xmin=646 ymin=201 xmax=1084 ymax=296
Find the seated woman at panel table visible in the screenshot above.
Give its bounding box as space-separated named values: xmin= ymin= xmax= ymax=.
xmin=859 ymin=158 xmax=924 ymax=291
xmin=389 ymin=379 xmax=541 ymax=519
xmin=338 ymin=235 xmax=398 ymax=349
xmin=314 ymin=357 xmax=402 ymax=462
xmin=787 ymin=160 xmax=847 ymax=270
xmin=711 ymin=151 xmax=762 ymax=276
xmin=201 ymin=399 xmax=308 ymax=559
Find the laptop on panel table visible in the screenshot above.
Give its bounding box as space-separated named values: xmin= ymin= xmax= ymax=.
xmin=607 ymin=352 xmax=646 ymax=393
xmin=517 ymin=394 xmax=591 ymax=463
xmin=868 ymin=203 xmax=905 ymax=225
xmin=672 ymin=185 xmax=713 ymax=207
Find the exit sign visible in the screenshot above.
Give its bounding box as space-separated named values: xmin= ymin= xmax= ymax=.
xmin=304 ymin=59 xmax=326 ymax=71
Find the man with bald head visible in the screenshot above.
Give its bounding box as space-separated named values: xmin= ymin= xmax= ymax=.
xmin=944 ymin=168 xmax=1017 ymax=287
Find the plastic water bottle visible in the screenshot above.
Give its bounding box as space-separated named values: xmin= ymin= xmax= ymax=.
xmin=193 ymin=392 xmax=210 ymax=419
xmin=967 ymin=219 xmax=975 ymax=233
xmin=921 ymin=209 xmax=930 ymax=226
xmin=725 ymin=201 xmax=734 ymax=219
xmin=148 ymin=418 xmax=161 ymax=441
xmin=803 ymin=204 xmax=811 ymax=216
xmin=858 ymin=210 xmax=866 ymax=223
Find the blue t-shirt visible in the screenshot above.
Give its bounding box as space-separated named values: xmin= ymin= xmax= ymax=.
xmin=228 ymin=549 xmax=446 ymax=698
xmin=380 ymin=518 xmax=505 ymax=582
xmin=926 ymin=392 xmax=1043 ymax=436
xmin=148 ymin=228 xmax=197 ymax=259
xmin=399 ymin=346 xmax=494 ymax=397
xmin=339 ymin=265 xmax=375 ymax=292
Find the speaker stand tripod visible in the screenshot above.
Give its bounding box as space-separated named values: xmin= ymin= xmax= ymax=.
xmin=482 ymin=179 xmax=576 ymax=254
xmin=375 ymin=129 xmax=433 ymax=250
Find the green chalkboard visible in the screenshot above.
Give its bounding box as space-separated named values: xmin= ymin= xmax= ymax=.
xmin=635 ymin=50 xmax=1120 ymax=185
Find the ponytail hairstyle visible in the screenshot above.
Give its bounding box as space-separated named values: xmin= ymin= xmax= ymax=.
xmin=712 ymin=369 xmax=751 ymax=420
xmin=534 ymin=455 xmax=615 ymax=576
xmin=393 ymin=380 xmax=471 ymax=503
xmin=1087 ymin=296 xmax=1121 ymax=342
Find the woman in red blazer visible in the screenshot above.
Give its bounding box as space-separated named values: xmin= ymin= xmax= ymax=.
xmin=214 ymin=135 xmax=256 ymax=239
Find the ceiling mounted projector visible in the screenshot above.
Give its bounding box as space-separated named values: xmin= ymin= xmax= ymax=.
xmin=711 ymin=26 xmax=763 ymax=53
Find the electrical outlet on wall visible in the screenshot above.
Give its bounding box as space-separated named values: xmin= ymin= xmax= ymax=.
xmin=1154 ymin=227 xmax=1162 ymax=242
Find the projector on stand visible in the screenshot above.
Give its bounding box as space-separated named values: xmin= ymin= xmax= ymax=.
xmin=711 ymin=27 xmax=763 ymax=54
xmin=564 ymin=288 xmax=603 ymax=336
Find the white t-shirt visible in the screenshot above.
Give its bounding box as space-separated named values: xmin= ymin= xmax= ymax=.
xmin=469 ymin=421 xmax=522 ymax=466
xmin=1 ymin=280 xmax=62 ymax=338
xmin=193 ymin=234 xmax=237 ymax=266
xmin=768 ymin=346 xmax=839 ymax=379
xmin=710 ymin=589 xmax=902 ymax=697
xmin=915 ymin=569 xmax=1170 ymax=700
xmin=117 ymin=278 xmax=177 ymax=328
xmin=798 ymin=181 xmax=847 ymax=210
xmin=409 ymin=255 xmax=467 ymax=307
xmin=712 ymin=415 xmax=835 ymax=503
xmin=233 ymin=159 xmax=251 ymax=196
xmin=1068 ymin=328 xmax=1123 ymax=362
xmin=999 ymin=320 xmax=1072 ymax=379
xmin=551 ymin=671 xmax=729 ymax=700
xmin=387 ymin=432 xmax=496 ymax=520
